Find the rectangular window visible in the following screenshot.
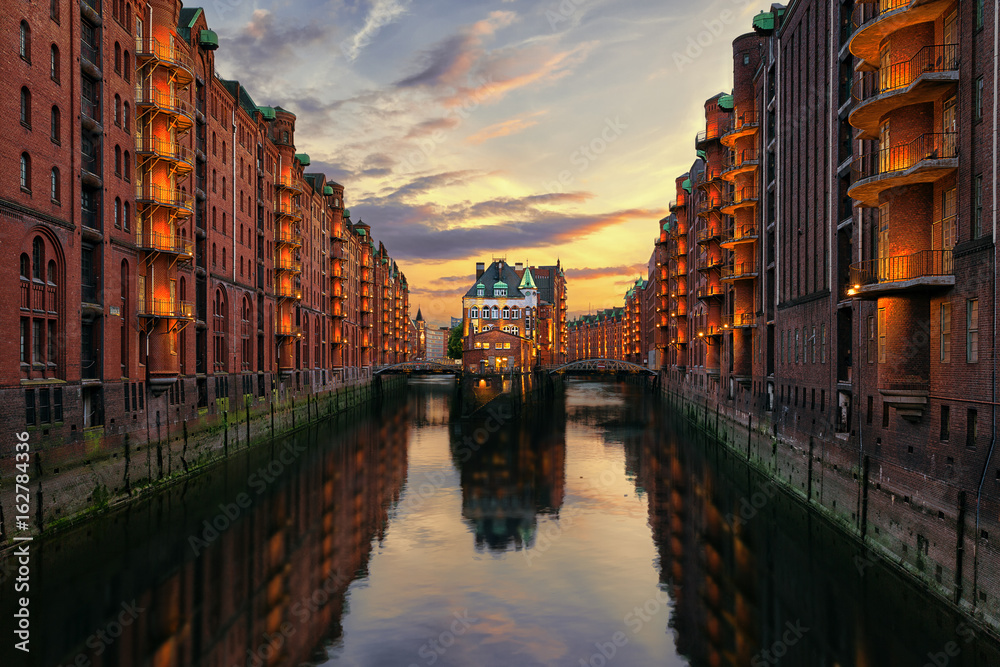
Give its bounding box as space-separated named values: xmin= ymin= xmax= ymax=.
xmin=976 ymin=77 xmax=985 ymax=121
xmin=53 ymin=387 xmax=62 ymax=422
xmin=39 ymin=388 xmax=50 ymax=424
xmin=794 ymin=329 xmax=800 ymax=363
xmin=940 ymin=302 xmax=951 ymax=362
xmin=976 ymin=0 xmax=984 ymax=29
xmin=867 ymin=316 xmax=875 ymax=363
xmin=941 ymin=405 xmax=950 ymax=441
xmin=820 ymin=324 xmax=826 ymax=363
xmin=968 ymin=408 xmax=978 ymax=448
xmin=47 ymin=320 xmax=56 ymax=365
xmin=20 ymin=317 xmax=29 ymax=364
xmin=968 ymin=299 xmax=979 ymax=363
xmin=25 ymin=389 xmax=35 ymax=426
xmin=975 ymin=175 xmax=984 ymax=238
xmin=33 ymin=319 xmax=43 ymax=364
xmin=867 ymin=395 xmax=873 ymax=425
xmin=812 ymin=326 xmax=817 ymax=363
xmin=877 ymin=309 xmax=886 ymax=363
xmin=883 ymin=403 xmax=890 ymax=429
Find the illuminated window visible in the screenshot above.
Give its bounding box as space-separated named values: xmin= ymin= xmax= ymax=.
xmin=877 ymin=308 xmax=886 ymax=363
xmin=967 ymin=299 xmax=979 ymax=363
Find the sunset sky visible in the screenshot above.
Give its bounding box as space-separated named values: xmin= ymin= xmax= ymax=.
xmin=210 ymin=0 xmax=761 ymax=327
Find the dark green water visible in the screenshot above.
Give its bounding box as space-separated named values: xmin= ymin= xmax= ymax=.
xmin=2 ymin=378 xmax=999 ymax=666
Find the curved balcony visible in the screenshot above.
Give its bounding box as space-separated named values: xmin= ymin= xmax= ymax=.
xmin=275 ymin=201 xmax=302 ymax=221
xmin=697 ymin=227 xmax=722 ymax=245
xmin=848 ymin=132 xmax=957 ymax=206
xmin=276 ymin=175 xmax=303 ymax=194
xmin=721 ymin=186 xmax=758 ymax=215
xmin=275 ymin=229 xmax=302 ymax=247
xmin=134 ymin=135 xmax=195 ymax=174
xmin=848 ymin=249 xmax=954 ymax=297
xmin=849 ymin=0 xmax=953 ymax=70
xmin=671 ymin=260 xmax=687 ymax=278
xmin=697 ymin=284 xmax=725 ymax=301
xmin=850 ymin=44 xmax=959 ymax=139
xmin=722 ymin=312 xmax=757 ymax=329
xmin=275 ymin=324 xmax=303 ymax=338
xmin=137 ymin=230 xmax=194 ymax=259
xmin=697 ymin=168 xmax=724 ymax=190
xmin=274 ymin=284 xmax=302 ymax=300
xmin=135 ymin=184 xmax=195 ymax=216
xmin=695 ymin=124 xmax=723 ymax=148
xmin=134 ymin=85 xmax=194 ymax=132
xmin=669 ymin=195 xmax=688 ymax=212
xmin=697 ymin=197 xmax=722 ymax=218
xmin=697 ymin=251 xmax=723 ymax=273
xmin=275 ymin=258 xmax=302 ymax=274
xmin=720 ymin=222 xmax=759 ymax=249
xmin=134 ymin=37 xmax=195 ymax=85
xmin=721 ymin=110 xmax=759 ymax=148
xmin=721 ymin=261 xmax=759 ymax=282
xmin=721 ymin=149 xmax=759 ymax=181
xmin=671 ymin=240 xmax=688 ymax=259
xmin=138 ymin=299 xmax=194 ymax=320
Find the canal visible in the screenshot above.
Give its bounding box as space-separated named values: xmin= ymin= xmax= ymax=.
xmin=3 ymin=378 xmax=1000 ymax=666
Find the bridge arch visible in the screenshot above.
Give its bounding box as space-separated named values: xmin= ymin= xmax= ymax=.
xmin=548 ymin=358 xmax=656 ymax=376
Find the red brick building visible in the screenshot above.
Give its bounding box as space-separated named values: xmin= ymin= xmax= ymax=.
xmin=654 ymin=0 xmax=1000 ymax=624
xmin=463 ymin=329 xmax=532 ymax=374
xmin=4 ymin=1 xmax=410 ymax=444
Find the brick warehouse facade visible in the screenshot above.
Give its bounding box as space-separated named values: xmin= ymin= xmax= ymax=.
xmin=1 ymin=2 xmax=411 ymax=495
xmin=652 ymin=0 xmax=1000 ymax=630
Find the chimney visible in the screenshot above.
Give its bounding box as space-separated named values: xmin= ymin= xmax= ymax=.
xmin=515 ymin=262 xmax=523 ymax=272
xmin=476 ymin=262 xmax=485 ymax=279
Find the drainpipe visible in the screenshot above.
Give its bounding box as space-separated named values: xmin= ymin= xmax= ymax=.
xmin=973 ymin=0 xmax=1000 ymax=608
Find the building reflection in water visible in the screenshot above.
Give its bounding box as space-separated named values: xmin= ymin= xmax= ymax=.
xmin=451 ymin=391 xmax=566 ymax=553
xmin=1 ymin=398 xmax=410 ymax=667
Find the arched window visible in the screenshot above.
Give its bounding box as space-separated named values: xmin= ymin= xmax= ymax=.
xmin=240 ymin=256 xmax=244 ymax=276
xmin=50 ymin=106 xmax=60 ymax=143
xmin=222 ymin=176 xmax=226 ymax=198
xmin=123 ymin=201 xmax=130 ymax=231
xmin=123 ymin=151 xmax=130 ymax=181
xmin=20 ymin=88 xmax=30 ymax=127
xmin=491 ymin=306 xmax=500 ymax=319
xmin=50 ymin=45 xmax=59 ymax=82
xmin=123 ymin=102 xmax=129 ymax=130
xmin=123 ymin=51 xmax=130 ymax=81
xmin=50 ymin=0 xmax=60 ymax=23
xmin=114 ymin=197 xmax=121 ymax=229
xmin=470 ymin=307 xmax=479 ymax=318
xmin=212 ymin=243 xmax=217 ymax=267
xmin=222 ymin=247 xmax=226 ymax=269
xmin=20 ymin=254 xmax=30 ymax=278
xmin=213 ymin=289 xmax=228 ymax=372
xmin=32 ymin=238 xmax=43 ymax=279
xmin=241 ymin=296 xmax=252 ymax=371
xmin=511 ymin=308 xmax=520 ymax=319
xmin=114 ymin=42 xmax=121 ymax=73
xmin=20 ymin=21 xmax=30 ymax=62
xmin=50 ymin=167 xmax=59 ymax=203
xmin=20 ymin=153 xmax=31 ymax=191
xmin=22 ymin=234 xmax=63 ymax=380
xmin=501 ymin=306 xmax=510 ymax=319
xmin=114 ymin=145 xmax=121 ymax=175
xmin=114 ymin=94 xmax=121 ymax=126
xmin=121 ymin=260 xmax=130 ymax=374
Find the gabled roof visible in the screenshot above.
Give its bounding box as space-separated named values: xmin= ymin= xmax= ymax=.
xmin=519 ymin=268 xmax=537 ymax=290
xmin=464 ymin=261 xmax=526 ymax=299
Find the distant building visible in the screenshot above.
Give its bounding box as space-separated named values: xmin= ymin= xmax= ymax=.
xmin=425 ymin=326 xmax=449 ymax=360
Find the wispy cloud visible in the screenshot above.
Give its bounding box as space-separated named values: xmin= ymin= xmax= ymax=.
xmin=466 ymin=110 xmax=548 ymax=145
xmin=343 ymin=0 xmax=412 ymax=61
xmin=565 ymin=265 xmax=650 ymax=281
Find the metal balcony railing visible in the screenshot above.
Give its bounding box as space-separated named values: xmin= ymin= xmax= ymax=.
xmin=721 ymin=262 xmax=759 ymax=280
xmin=724 ymin=186 xmax=759 ymax=207
xmin=275 ymin=324 xmax=302 ymax=337
xmin=274 ymin=259 xmax=302 ymax=273
xmin=723 ymin=148 xmax=760 ymax=173
xmin=137 ymin=230 xmax=194 ymax=256
xmin=723 ymin=312 xmax=757 ymax=328
xmin=81 ymin=39 xmax=100 ymax=66
xmin=852 ymin=0 xmax=916 ymax=34
xmin=852 ymin=133 xmax=958 ymax=181
xmin=722 ymin=222 xmax=759 ymax=244
xmin=853 ymin=44 xmax=959 ymax=102
xmin=134 ymin=85 xmax=194 ymax=121
xmin=134 ymin=135 xmax=195 ymax=168
xmin=275 ymin=229 xmax=301 ymax=246
xmin=138 ymin=299 xmax=194 ymax=319
xmin=723 ymin=110 xmax=759 ymax=137
xmin=849 ymin=250 xmax=953 ymax=289
xmin=135 ymin=184 xmax=194 ymax=213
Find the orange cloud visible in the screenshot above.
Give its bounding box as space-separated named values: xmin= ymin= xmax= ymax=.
xmin=465 ymin=110 xmax=547 ymax=145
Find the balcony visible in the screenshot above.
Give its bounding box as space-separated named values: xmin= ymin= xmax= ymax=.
xmin=721 ymin=110 xmax=759 ymax=148
xmin=697 ymin=197 xmax=722 ymax=217
xmin=275 ymin=229 xmax=302 ymax=247
xmin=721 ymin=261 xmax=759 ymax=282
xmin=697 ymin=227 xmax=722 ymax=245
xmin=721 ymin=222 xmax=759 ymax=248
xmin=671 ymin=302 xmax=688 ymax=318
xmin=697 ymin=253 xmax=723 ymax=273
xmin=80 ymin=39 xmax=100 ymax=71
xmin=695 ymin=124 xmax=723 ymax=147
xmin=274 ymin=284 xmax=302 ymax=300
xmin=849 ymin=0 xmax=953 ymax=70
xmin=275 ymin=259 xmax=302 ymax=274
xmin=134 ymin=37 xmax=194 ymax=85
xmin=137 ymin=230 xmax=194 ymax=259
xmin=669 ymin=195 xmax=687 ymax=211
xmin=848 ymin=133 xmax=957 ymax=206
xmin=275 ymin=201 xmax=302 ymax=221
xmin=135 ymin=184 xmax=195 ymax=216
xmin=81 ymin=95 xmax=102 ymax=132
xmin=720 ymin=186 xmax=758 ymax=215
xmin=722 ymin=312 xmax=757 ymax=329
xmin=138 ymin=299 xmax=194 ymax=319
xmin=721 ymin=149 xmax=759 ymax=180
xmin=849 ymin=44 xmax=959 ymax=139
xmin=696 ymin=284 xmax=725 ymax=300
xmin=848 ymin=249 xmax=954 ymax=297
xmin=275 ymin=324 xmax=302 ymax=338
xmin=134 ymin=135 xmax=195 ymax=173
xmin=276 ymin=175 xmax=303 ymax=194
xmin=134 ymin=85 xmax=194 ymax=131
xmin=671 ymin=240 xmax=688 ymax=259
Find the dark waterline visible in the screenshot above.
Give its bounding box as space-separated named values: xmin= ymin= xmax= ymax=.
xmin=3 ymin=379 xmax=999 ymax=666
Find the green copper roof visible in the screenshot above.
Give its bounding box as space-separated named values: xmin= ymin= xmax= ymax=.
xmin=519 ymin=268 xmax=537 ymax=290
xmin=257 ymin=106 xmax=276 ymax=120
xmin=198 ymin=29 xmax=219 ymax=50
xmin=662 ymin=220 xmax=670 ymax=231
xmin=682 ymin=178 xmax=692 ymax=193
xmin=295 ymin=153 xmax=311 ymax=166
xmin=357 ymin=228 xmax=367 ymax=236
xmin=494 ymin=280 xmax=508 ymax=289
xmin=343 ymin=208 xmax=351 ymax=219
xmin=753 ymin=11 xmax=775 ymax=33
xmin=696 ymin=150 xmax=707 ymax=161
xmin=718 ymin=94 xmax=734 ymax=111
xmin=323 ymin=185 xmax=334 ymax=195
